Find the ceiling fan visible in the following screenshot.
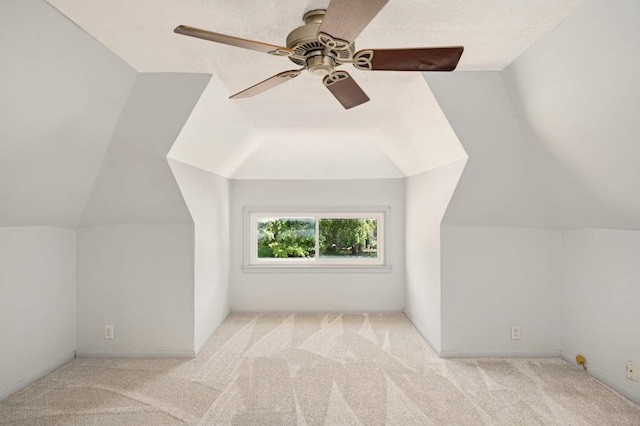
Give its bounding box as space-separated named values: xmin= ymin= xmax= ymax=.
xmin=174 ymin=0 xmax=463 ymax=109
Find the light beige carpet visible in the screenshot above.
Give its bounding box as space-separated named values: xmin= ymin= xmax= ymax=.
xmin=1 ymin=313 xmax=639 ymax=425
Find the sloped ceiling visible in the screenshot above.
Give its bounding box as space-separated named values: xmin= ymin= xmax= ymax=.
xmin=45 ymin=0 xmax=587 ymax=179
xmin=0 ymin=0 xmax=136 ymax=227
xmin=80 ymin=73 xmax=210 ymax=227
xmin=502 ymin=0 xmax=640 ymax=229
xmin=434 ymin=0 xmax=640 ymax=230
xmin=430 ymin=71 xmax=559 ymax=228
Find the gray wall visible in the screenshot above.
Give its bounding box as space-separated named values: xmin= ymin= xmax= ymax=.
xmin=0 ymin=0 xmax=136 ymax=227
xmin=0 ymin=227 xmax=75 ymax=399
xmin=169 ymin=160 xmax=231 ymax=354
xmin=230 ymin=179 xmax=405 ymax=312
xmin=502 ymin=0 xmax=640 ymax=230
xmin=0 ymin=0 xmax=224 ymax=394
xmin=0 ymin=0 xmax=134 ymax=398
xmin=441 ymin=226 xmax=561 ymax=357
xmin=425 ymin=71 xmax=563 ymax=358
xmin=404 ymin=160 xmax=466 ymax=353
xmin=423 ymin=0 xmax=640 ymax=401
xmin=76 ymin=73 xmax=209 ymax=357
xmin=502 ymin=0 xmax=640 ymax=402
xmin=3 ymin=0 xmax=640 ymax=407
xmin=561 ymin=229 xmax=640 ymax=403
xmin=76 ymin=224 xmax=195 ymax=357
xmin=430 ymin=71 xmax=555 ymax=229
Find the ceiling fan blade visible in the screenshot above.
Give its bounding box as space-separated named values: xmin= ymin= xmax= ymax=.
xmin=230 ymin=70 xmax=301 ymax=99
xmin=354 ymin=47 xmax=464 ymax=71
xmin=174 ymin=25 xmax=293 ymax=56
xmin=323 ymin=71 xmax=370 ymax=109
xmin=319 ymin=0 xmax=388 ymax=44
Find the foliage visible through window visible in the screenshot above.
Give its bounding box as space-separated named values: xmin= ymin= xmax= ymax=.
xmin=253 ymin=213 xmax=383 ymax=265
xmin=319 ymin=218 xmax=377 ymax=258
xmin=258 ymin=218 xmax=316 ymax=258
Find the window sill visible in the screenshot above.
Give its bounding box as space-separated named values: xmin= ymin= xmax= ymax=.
xmin=241 ymin=265 xmax=393 ymax=274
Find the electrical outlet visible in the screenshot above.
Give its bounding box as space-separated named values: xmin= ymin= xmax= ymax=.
xmin=104 ymin=324 xmax=114 ymax=340
xmin=511 ymin=325 xmax=521 ymax=340
xmin=627 ymin=361 xmax=638 ymax=381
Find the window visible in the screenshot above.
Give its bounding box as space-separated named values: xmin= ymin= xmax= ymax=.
xmin=244 ymin=208 xmax=389 ymax=271
xmin=257 ymin=217 xmax=317 ymax=259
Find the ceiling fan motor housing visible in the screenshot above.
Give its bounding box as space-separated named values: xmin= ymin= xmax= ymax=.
xmin=306 ymin=53 xmax=336 ymax=76
xmin=286 ymin=9 xmax=354 ymax=74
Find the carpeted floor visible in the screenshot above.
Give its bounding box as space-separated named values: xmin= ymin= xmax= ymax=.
xmin=1 ymin=313 xmax=639 ymax=425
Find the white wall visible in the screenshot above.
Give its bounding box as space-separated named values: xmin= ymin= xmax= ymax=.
xmin=0 ymin=227 xmax=75 ymax=400
xmin=230 ymin=179 xmax=405 ymax=312
xmin=404 ymin=160 xmax=466 ymax=353
xmin=76 ymin=225 xmax=194 ymax=357
xmin=169 ymin=160 xmax=231 ymax=354
xmin=164 ymin=74 xmax=258 ymax=179
xmin=232 ymin=134 xmax=404 ymax=180
xmin=561 ymin=229 xmax=640 ymax=403
xmin=440 ymin=227 xmax=561 ymax=357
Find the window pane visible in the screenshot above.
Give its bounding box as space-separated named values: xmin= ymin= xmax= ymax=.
xmin=257 ymin=218 xmax=316 ymax=258
xmin=318 ymin=218 xmax=378 ymax=258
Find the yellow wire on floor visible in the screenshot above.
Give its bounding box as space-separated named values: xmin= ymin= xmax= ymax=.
xmin=576 ymin=354 xmax=587 ymax=371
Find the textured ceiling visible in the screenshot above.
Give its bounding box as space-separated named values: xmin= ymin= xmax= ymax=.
xmin=46 ymin=0 xmax=587 ymax=178
xmin=45 ymin=0 xmax=587 ymax=74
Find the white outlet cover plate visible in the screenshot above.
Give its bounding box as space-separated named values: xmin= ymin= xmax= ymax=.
xmin=511 ymin=325 xmax=521 ymax=340
xmin=627 ymin=361 xmax=638 ymax=381
xmin=104 ymin=325 xmax=114 ymax=340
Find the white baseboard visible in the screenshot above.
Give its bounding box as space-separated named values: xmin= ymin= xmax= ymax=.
xmin=440 ymin=349 xmax=561 ymax=358
xmin=194 ymin=309 xmax=231 ymax=356
xmin=403 ymin=312 xmax=442 ymax=356
xmin=560 ymin=353 xmax=640 ymax=405
xmin=75 ymin=349 xmax=195 ymax=359
xmin=420 ymin=334 xmax=442 ymax=357
xmin=0 ymin=350 xmax=75 ymax=402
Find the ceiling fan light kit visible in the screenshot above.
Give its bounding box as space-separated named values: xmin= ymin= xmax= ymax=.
xmin=174 ymin=0 xmax=463 ymax=109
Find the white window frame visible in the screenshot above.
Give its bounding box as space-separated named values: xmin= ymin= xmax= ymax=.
xmin=243 ymin=206 xmax=392 ymax=274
